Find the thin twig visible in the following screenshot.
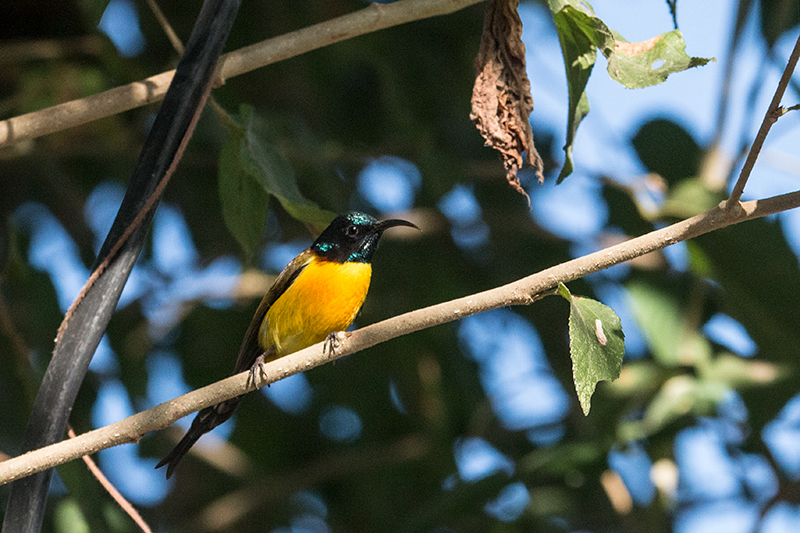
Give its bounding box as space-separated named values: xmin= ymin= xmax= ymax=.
xmin=145 ymin=0 xmax=185 ymax=55
xmin=66 ymin=428 xmax=153 ymax=533
xmin=2 ymin=189 xmax=800 ymax=485
xmin=0 ymin=0 xmax=482 ymax=149
xmin=726 ymin=31 xmax=800 ymax=208
xmin=143 ymin=0 xmax=237 ymax=130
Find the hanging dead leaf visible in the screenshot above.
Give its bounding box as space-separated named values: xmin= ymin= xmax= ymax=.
xmin=470 ymin=0 xmax=544 ymax=204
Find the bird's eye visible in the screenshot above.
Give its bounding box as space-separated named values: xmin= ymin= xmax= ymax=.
xmin=345 ymin=224 xmax=360 ymax=238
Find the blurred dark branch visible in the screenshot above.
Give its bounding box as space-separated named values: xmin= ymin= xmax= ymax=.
xmin=726 ymin=30 xmax=800 ymax=207
xmin=665 ymin=0 xmax=678 ymax=29
xmin=0 ymin=36 xmax=106 ymax=64
xmin=710 ymin=0 xmax=751 ymax=149
xmin=3 ymin=187 xmax=800 ymax=485
xmin=0 ymin=0 xmax=483 ymax=150
xmin=727 ymin=58 xmax=771 ymax=189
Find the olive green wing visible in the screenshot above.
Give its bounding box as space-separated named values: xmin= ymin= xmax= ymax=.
xmin=233 ymin=249 xmax=315 ymax=375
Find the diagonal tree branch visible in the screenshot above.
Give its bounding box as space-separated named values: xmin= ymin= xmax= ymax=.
xmin=725 ymin=30 xmax=800 ymax=207
xmin=0 ymin=0 xmax=483 ymax=150
xmin=2 ymin=189 xmax=800 ymax=486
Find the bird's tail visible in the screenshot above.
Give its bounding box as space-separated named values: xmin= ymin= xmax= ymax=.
xmin=155 ymin=396 xmax=242 ymax=479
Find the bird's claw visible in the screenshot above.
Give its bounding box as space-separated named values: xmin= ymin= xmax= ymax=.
xmin=323 ymin=331 xmax=348 ymax=355
xmin=247 ymin=352 xmax=268 ymax=389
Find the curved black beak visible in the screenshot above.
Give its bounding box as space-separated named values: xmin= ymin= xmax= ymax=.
xmin=374 ymin=218 xmax=420 ymax=233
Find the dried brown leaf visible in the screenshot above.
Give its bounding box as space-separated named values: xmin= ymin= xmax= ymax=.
xmin=470 ymin=0 xmax=544 ymax=204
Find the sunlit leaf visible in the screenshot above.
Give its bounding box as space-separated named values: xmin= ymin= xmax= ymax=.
xmin=548 ymin=0 xmax=613 ymax=182
xmin=660 ymin=177 xmax=725 ymax=219
xmin=643 ymin=375 xmax=726 ymax=434
xmin=695 ymin=220 xmax=800 ymax=430
xmin=558 ymin=282 xmax=625 ymax=415
xmin=608 ymin=31 xmax=712 ymax=89
xmin=605 ymin=360 xmax=664 ymax=398
xmin=548 ymin=3 xmax=711 ymax=180
xmin=704 ymin=353 xmax=784 ymax=388
xmin=625 ymin=276 xmax=712 ymax=367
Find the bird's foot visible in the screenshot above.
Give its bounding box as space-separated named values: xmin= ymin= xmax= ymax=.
xmin=323 ymin=331 xmax=349 ymax=355
xmin=247 ymin=352 xmax=269 ymax=389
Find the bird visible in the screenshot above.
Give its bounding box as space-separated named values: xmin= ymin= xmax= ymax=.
xmin=156 ymin=211 xmax=418 ymax=478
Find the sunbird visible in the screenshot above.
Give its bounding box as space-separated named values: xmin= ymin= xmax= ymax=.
xmin=156 ymin=212 xmax=418 ymax=478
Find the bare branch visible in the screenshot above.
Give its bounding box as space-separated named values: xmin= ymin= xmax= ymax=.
xmin=2 ymin=189 xmax=800 ymax=485
xmin=726 ymin=31 xmax=800 ymax=208
xmin=0 ymin=0 xmax=483 ymax=149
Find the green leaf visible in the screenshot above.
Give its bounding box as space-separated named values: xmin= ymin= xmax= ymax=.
xmin=605 ymin=360 xmax=664 ymax=398
xmin=240 ymin=106 xmax=335 ymax=232
xmin=549 ymin=0 xmax=614 ymax=182
xmin=760 ymin=0 xmax=800 ymax=49
xmin=519 ymin=441 xmax=603 ymax=476
xmin=660 ymin=177 xmax=725 ymax=219
xmin=625 ymin=276 xmax=707 ymax=367
xmin=218 ymin=126 xmax=270 ymax=259
xmin=557 ymin=282 xmax=625 ymax=415
xmin=643 ymin=375 xmax=726 ymax=433
xmin=548 ymin=2 xmax=710 ymax=180
xmin=703 ymin=353 xmax=784 ymax=389
xmin=631 ymin=119 xmax=703 ymax=186
xmin=55 ymin=499 xmax=89 ymax=533
xmin=217 ymin=106 xmax=337 ymax=256
xmin=608 ymin=30 xmax=713 ymax=89
xmin=694 ymin=219 xmax=800 ymax=430
xmin=618 ymin=374 xmax=733 ymax=441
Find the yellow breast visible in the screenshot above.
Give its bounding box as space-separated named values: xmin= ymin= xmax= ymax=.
xmin=259 ymin=257 xmax=372 ymax=356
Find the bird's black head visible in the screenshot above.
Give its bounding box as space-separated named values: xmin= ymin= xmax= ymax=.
xmin=311 ymin=212 xmax=418 ymax=263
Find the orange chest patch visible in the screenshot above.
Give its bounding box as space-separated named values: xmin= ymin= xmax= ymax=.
xmin=259 ymin=258 xmax=372 ymax=356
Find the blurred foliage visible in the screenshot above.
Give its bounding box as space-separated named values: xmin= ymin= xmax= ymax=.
xmin=1 ymin=0 xmax=800 ymax=532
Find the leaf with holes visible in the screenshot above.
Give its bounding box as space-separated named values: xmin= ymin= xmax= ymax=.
xmin=608 ymin=30 xmax=712 ymax=89
xmin=558 ymin=282 xmax=625 ymax=415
